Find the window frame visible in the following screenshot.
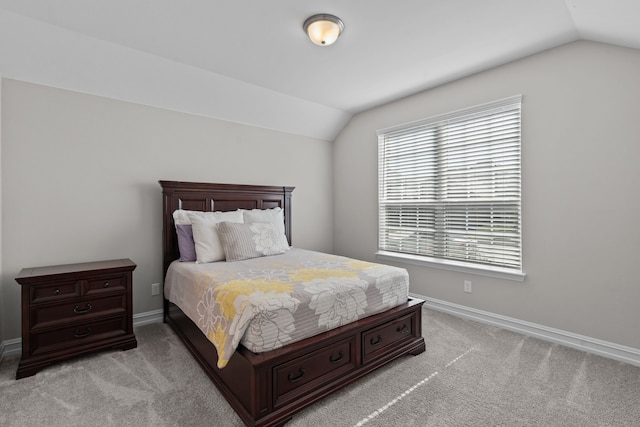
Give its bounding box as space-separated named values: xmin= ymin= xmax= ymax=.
xmin=376 ymin=96 xmax=525 ymax=282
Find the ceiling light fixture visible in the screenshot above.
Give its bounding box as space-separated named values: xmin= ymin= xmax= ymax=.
xmin=303 ymin=14 xmax=344 ymax=46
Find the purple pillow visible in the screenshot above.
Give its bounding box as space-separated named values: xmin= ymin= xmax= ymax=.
xmin=176 ymin=224 xmax=197 ymax=262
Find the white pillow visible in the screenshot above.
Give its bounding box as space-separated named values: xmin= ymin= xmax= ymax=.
xmin=189 ymin=210 xmax=244 ymax=263
xmin=172 ymin=209 xmax=229 ymax=225
xmin=242 ymin=207 xmax=289 ymax=249
xmin=172 ymin=209 xmax=195 ymax=225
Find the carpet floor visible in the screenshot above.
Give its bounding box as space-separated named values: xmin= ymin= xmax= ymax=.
xmin=1 ymin=308 xmax=638 ymax=426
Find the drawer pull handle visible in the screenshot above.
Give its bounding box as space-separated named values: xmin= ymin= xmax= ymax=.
xmin=287 ymin=368 xmax=305 ymax=383
xmin=369 ymin=335 xmax=382 ymax=346
xmin=73 ymin=303 xmax=92 ymax=314
xmin=329 ymin=351 xmax=344 ymax=364
xmin=73 ymin=327 xmax=92 ymax=338
xmin=103 ymin=282 xmax=110 ymax=288
xmin=397 ymin=324 xmax=410 ymax=335
xmin=53 ymin=289 xmax=61 ymax=295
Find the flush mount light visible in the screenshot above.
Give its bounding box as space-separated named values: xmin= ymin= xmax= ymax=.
xmin=303 ymin=14 xmax=344 ymax=46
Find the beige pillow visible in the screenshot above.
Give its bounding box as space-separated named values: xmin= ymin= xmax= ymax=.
xmin=218 ymin=222 xmax=289 ymax=261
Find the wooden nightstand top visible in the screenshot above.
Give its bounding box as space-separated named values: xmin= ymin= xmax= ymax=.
xmin=16 ymin=259 xmax=136 ymax=283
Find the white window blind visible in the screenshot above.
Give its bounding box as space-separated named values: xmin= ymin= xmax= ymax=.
xmin=377 ymin=96 xmax=522 ymax=274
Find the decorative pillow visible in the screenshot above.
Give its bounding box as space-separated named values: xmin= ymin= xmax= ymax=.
xmin=217 ymin=222 xmax=289 ymax=262
xmin=241 ymin=207 xmax=289 ymax=250
xmin=172 ymin=209 xmax=201 ymax=262
xmin=175 ymin=224 xmax=196 ymax=262
xmin=188 ymin=210 xmax=244 ymax=263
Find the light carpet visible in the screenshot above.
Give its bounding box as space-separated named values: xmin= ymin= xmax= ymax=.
xmin=1 ymin=309 xmax=638 ymax=426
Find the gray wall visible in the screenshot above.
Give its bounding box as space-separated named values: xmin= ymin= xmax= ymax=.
xmin=0 ymin=79 xmax=334 ymax=341
xmin=333 ymin=41 xmax=640 ymax=350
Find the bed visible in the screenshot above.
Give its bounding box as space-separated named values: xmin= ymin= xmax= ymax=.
xmin=160 ymin=180 xmax=425 ymax=427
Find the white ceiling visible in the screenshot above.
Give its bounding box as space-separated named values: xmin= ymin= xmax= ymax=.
xmin=0 ymin=0 xmax=638 ymax=140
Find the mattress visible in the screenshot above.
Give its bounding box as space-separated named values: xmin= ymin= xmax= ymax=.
xmin=164 ymin=247 xmax=409 ymax=368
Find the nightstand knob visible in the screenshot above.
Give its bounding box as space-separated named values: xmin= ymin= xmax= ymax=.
xmin=73 ymin=303 xmax=92 ymax=314
xmin=74 ymin=327 xmax=92 ymax=338
xmin=103 ymin=282 xmax=110 ymax=288
xmin=53 ymin=289 xmax=60 ymax=295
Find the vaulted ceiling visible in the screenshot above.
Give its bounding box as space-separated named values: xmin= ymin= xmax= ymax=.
xmin=0 ymin=1 xmax=638 ymax=140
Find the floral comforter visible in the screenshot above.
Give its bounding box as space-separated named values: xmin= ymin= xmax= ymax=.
xmin=164 ymin=248 xmax=409 ymax=368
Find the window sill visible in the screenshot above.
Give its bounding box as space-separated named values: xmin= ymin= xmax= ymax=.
xmin=375 ymin=251 xmax=526 ymax=282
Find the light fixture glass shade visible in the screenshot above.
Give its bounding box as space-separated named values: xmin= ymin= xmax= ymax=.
xmin=303 ymin=14 xmax=344 ymax=46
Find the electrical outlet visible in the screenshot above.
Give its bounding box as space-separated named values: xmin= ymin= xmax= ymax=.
xmin=464 ymin=280 xmax=472 ymax=293
xmin=151 ymin=283 xmax=160 ymax=296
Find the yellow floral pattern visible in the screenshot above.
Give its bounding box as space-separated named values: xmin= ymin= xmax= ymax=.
xmin=214 ymin=279 xmax=295 ymax=320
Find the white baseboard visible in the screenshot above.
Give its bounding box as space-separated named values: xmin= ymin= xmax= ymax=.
xmin=0 ymin=337 xmax=22 ymax=360
xmin=0 ymin=309 xmax=164 ymax=362
xmin=133 ymin=309 xmax=164 ymax=327
xmin=414 ymin=293 xmax=640 ymax=367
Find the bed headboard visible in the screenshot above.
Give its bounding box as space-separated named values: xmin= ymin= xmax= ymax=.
xmin=159 ymin=180 xmax=294 ymax=276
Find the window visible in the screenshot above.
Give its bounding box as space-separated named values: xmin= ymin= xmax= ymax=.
xmin=377 ymin=96 xmax=523 ymax=280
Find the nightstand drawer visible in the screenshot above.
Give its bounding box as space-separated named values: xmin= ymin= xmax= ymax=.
xmin=30 ymin=280 xmax=81 ymax=304
xmin=30 ymin=316 xmax=128 ymax=356
xmin=31 ymin=295 xmax=126 ymax=329
xmin=86 ymin=275 xmax=126 ymax=295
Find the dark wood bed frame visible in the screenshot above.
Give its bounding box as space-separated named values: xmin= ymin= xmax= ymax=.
xmin=160 ymin=180 xmax=425 ymax=427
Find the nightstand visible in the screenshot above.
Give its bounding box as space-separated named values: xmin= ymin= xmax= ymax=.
xmin=15 ymin=259 xmax=137 ymax=379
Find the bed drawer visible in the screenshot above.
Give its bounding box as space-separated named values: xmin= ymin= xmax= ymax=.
xmin=362 ymin=312 xmax=416 ymax=363
xmin=273 ymin=337 xmax=356 ymax=408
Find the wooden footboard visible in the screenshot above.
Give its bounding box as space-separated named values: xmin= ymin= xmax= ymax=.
xmin=165 ymin=298 xmax=425 ymax=427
